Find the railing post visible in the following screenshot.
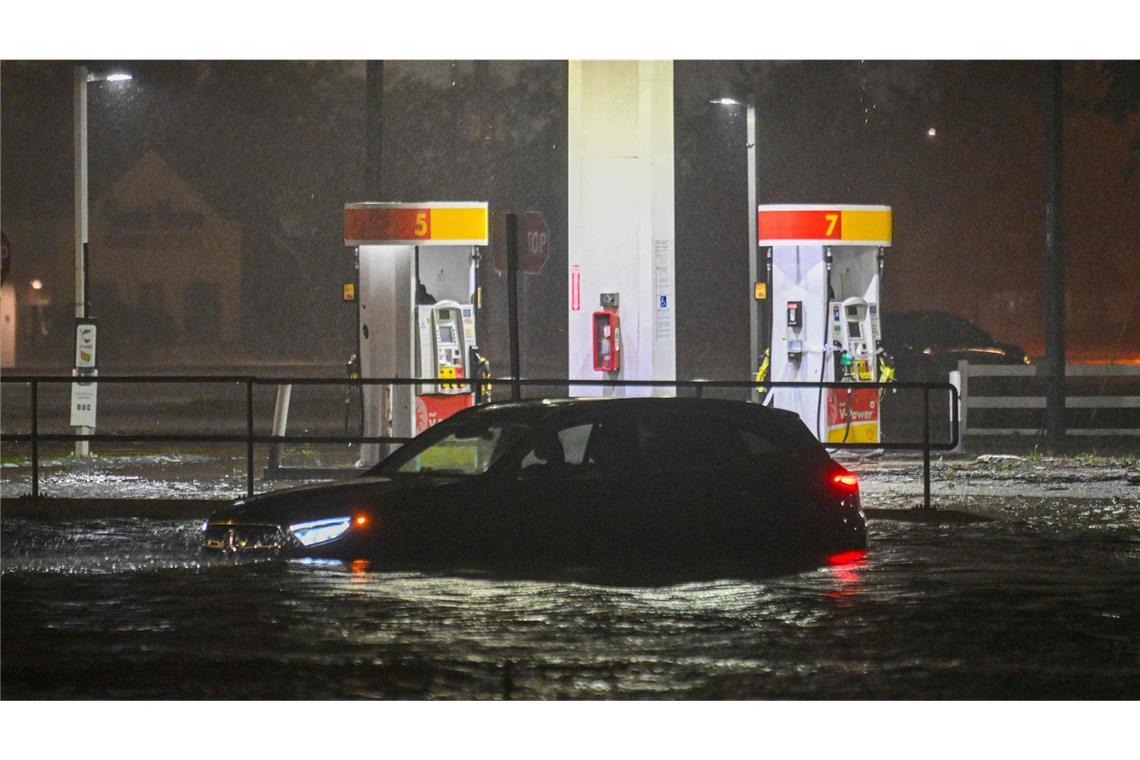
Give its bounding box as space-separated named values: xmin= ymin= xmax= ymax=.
xmin=31 ymin=379 xmax=39 ymax=499
xmin=922 ymin=384 xmax=932 ymax=510
xmin=957 ymin=359 xmax=969 ymax=451
xmin=506 ymin=212 xmax=521 ymax=400
xmin=949 ymin=369 xmax=963 ymax=454
xmin=246 ymin=378 xmax=255 ymax=498
xmin=269 ymin=383 xmax=292 ymax=473
xmin=471 ymin=349 xmax=483 ymax=406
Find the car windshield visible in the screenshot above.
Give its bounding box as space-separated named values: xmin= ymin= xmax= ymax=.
xmin=373 ymin=418 xmax=532 ymax=476
xmin=884 ymin=311 xmax=995 ymax=348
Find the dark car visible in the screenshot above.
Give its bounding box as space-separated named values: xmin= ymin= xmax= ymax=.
xmin=881 ymin=309 xmax=1032 ymax=382
xmin=878 ymin=310 xmax=1033 ymax=441
xmin=203 ymin=397 xmax=866 ymax=580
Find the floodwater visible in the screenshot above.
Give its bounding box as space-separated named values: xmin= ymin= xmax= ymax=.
xmin=2 ymin=491 xmax=1137 ymax=699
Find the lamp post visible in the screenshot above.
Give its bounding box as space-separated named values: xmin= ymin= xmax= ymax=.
xmin=73 ymin=65 xmax=132 ymax=456
xmin=711 ymin=97 xmax=760 ymax=399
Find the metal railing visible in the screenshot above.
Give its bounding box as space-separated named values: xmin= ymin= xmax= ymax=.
xmin=1 ymin=375 xmax=958 ymax=508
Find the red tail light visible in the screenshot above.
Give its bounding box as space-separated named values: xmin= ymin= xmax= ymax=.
xmin=830 ymin=469 xmax=859 ymax=493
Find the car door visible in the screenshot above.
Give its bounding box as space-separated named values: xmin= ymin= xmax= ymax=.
xmin=729 ymin=419 xmax=822 ymax=554
xmin=500 ymin=411 xmax=637 ymax=571
xmin=622 ymin=410 xmax=752 ymax=564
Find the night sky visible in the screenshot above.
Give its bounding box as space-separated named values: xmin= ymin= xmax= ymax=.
xmin=2 ymin=60 xmax=1137 ymax=378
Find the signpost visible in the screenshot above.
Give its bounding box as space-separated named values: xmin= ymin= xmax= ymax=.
xmin=493 ymin=211 xmax=550 ymax=400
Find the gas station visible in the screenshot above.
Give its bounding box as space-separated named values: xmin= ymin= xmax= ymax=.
xmin=311 ymin=67 xmax=897 ymax=465
xmin=7 ymin=54 xmax=1136 ymax=711
xmin=757 ymin=204 xmax=893 ymax=443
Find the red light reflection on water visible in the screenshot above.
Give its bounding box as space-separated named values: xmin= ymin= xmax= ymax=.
xmin=349 ymin=558 xmax=372 ymax=581
xmin=826 ymin=549 xmax=867 ymax=599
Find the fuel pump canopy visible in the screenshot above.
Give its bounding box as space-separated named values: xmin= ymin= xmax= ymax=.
xmin=757 ymin=204 xmax=891 ymax=248
xmin=758 ymin=204 xmax=892 ymax=444
xmin=345 ymin=202 xmax=489 ymax=465
xmin=345 ymin=201 xmax=489 ymax=247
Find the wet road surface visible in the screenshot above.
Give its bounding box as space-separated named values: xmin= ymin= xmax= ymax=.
xmin=2 ymin=492 xmax=1136 ymax=699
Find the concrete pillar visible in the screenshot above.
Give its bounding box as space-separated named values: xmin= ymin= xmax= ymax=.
xmin=568 ymin=61 xmax=676 ymax=396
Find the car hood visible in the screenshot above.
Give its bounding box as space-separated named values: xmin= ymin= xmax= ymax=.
xmin=208 ymin=475 xmax=457 ymax=526
xmin=887 ymin=341 xmax=1028 ymax=363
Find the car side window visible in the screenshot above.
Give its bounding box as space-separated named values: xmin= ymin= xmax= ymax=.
xmin=583 ymin=416 xmax=637 ymax=469
xmin=519 ymin=423 xmax=593 ymax=471
xmin=636 ymin=413 xmax=746 ymax=470
xmin=737 ymin=427 xmax=783 ymax=461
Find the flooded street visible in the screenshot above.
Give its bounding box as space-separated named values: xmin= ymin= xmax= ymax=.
xmin=3 ymin=478 xmax=1137 ymax=699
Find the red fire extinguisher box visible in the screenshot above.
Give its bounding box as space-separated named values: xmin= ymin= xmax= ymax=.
xmin=592 ymin=310 xmax=621 ymax=372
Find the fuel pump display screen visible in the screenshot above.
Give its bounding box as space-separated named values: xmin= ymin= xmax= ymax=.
xmin=438 ymin=325 xmax=455 ymax=344
xmin=846 ymin=305 xmax=863 ymax=338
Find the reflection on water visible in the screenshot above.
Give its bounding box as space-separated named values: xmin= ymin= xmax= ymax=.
xmin=825 ymin=550 xmax=867 ymax=601
xmin=2 ymin=496 xmax=1137 ymax=699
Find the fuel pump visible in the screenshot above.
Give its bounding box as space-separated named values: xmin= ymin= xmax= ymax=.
xmin=758 ymin=204 xmax=892 ymax=444
xmin=825 ymin=297 xmax=882 ymax=443
xmin=344 ymin=201 xmax=489 ymax=464
xmin=830 ymin=298 xmax=877 ymax=383
xmin=416 ymin=300 xmax=476 ymax=394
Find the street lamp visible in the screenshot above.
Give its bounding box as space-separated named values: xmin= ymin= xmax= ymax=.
xmin=74 ymin=65 xmax=132 ymax=456
xmin=711 ymin=96 xmax=761 ymax=398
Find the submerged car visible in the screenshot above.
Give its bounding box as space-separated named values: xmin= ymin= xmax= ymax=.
xmin=203 ymin=397 xmax=866 ymax=578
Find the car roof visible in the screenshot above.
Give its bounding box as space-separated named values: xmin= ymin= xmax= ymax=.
xmin=462 ymin=396 xmax=803 ymax=425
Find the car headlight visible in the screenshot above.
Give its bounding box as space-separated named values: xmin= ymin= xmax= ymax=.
xmin=289 ymin=517 xmax=352 ymax=546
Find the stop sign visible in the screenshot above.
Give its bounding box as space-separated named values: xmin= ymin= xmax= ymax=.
xmin=516 ymin=212 xmax=549 ymax=274
xmin=1 ymin=231 xmax=10 ymax=285
xmin=492 ymin=211 xmax=549 ymax=274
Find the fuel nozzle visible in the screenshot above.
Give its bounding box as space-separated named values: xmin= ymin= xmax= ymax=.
xmin=839 ymin=350 xmax=855 ymax=380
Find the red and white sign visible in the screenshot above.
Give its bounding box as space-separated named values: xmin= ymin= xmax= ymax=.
xmin=825 ymin=388 xmax=880 ymax=443
xmin=570 ymin=265 xmax=581 ymax=312
xmin=415 ymin=394 xmax=474 ymax=434
xmin=491 ymin=211 xmax=549 ymax=274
